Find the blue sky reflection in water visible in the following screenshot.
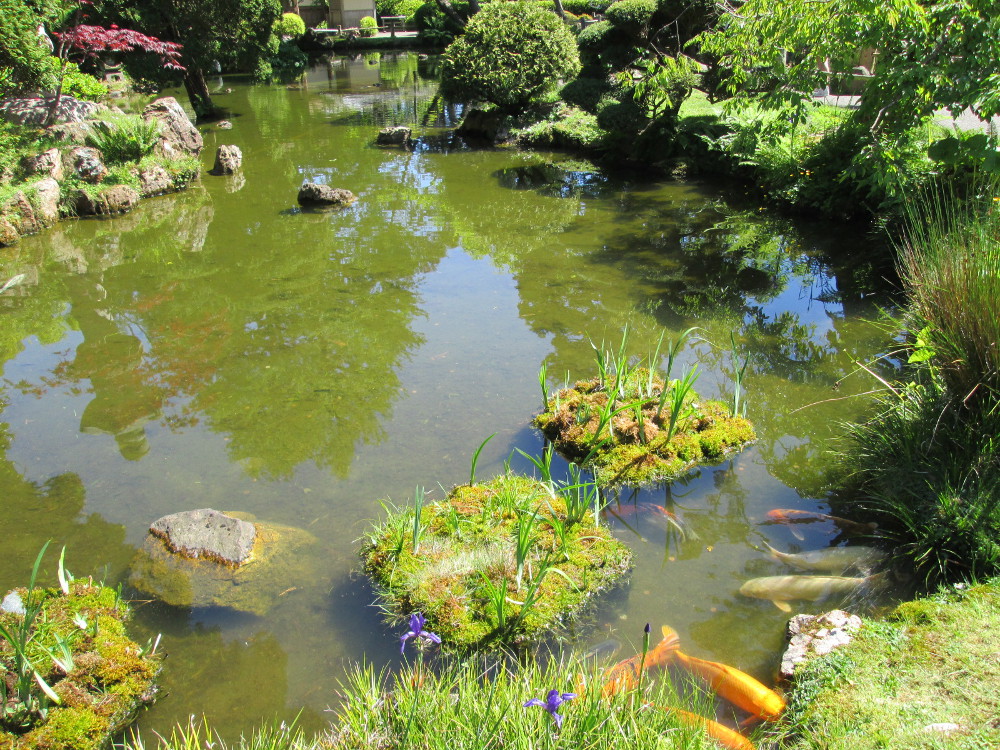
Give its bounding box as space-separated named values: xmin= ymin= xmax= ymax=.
xmin=0 ymin=53 xmax=894 ymax=739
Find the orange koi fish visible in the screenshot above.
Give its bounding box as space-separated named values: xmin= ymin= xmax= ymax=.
xmin=661 ymin=706 xmax=756 ymax=750
xmin=599 ymin=625 xmax=680 ymax=696
xmin=764 ymin=509 xmax=877 ymax=536
xmin=663 ymin=626 xmax=786 ymax=722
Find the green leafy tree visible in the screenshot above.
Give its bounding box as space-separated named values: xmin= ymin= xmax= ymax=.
xmin=0 ymin=0 xmax=55 ymax=95
xmin=699 ymin=0 xmax=1000 ymax=136
xmin=439 ymin=1 xmax=580 ymax=115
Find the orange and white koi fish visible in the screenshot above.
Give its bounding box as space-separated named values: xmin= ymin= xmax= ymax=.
xmin=663 ymin=626 xmax=786 ymax=722
xmin=763 ymin=509 xmax=877 ymax=537
xmin=599 ymin=625 xmax=680 ymax=696
xmin=661 ymin=706 xmax=756 ymax=750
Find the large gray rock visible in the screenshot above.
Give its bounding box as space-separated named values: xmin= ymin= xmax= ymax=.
xmin=376 ymin=126 xmax=412 ymax=148
xmin=22 ymin=147 xmax=64 ymax=181
xmin=297 ymin=182 xmax=356 ymax=207
xmin=73 ymin=185 xmax=141 ymax=216
xmin=31 ymin=178 xmax=60 ymax=226
xmin=64 ymin=146 xmax=107 ymax=184
xmin=129 ymin=510 xmax=318 ymax=615
xmin=138 ymin=165 xmax=173 ymax=197
xmin=211 ymin=144 xmax=242 ymax=175
xmin=150 ymin=508 xmax=256 ymax=566
xmin=781 ymin=609 xmax=862 ymax=680
xmin=0 ymin=96 xmax=105 ymax=126
xmin=143 ymin=97 xmax=203 ymax=157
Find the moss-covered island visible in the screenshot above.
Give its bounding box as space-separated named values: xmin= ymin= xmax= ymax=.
xmin=361 ymin=472 xmax=632 ymax=650
xmin=535 ymin=365 xmax=757 ymax=487
xmin=0 ymin=580 xmax=160 ymax=750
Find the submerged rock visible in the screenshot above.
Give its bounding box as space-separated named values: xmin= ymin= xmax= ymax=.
xmin=297 ymin=182 xmax=356 ymax=207
xmin=129 ymin=510 xmax=317 ymax=615
xmin=781 ymin=609 xmax=862 ymax=680
xmin=211 ymin=144 xmax=242 ymax=175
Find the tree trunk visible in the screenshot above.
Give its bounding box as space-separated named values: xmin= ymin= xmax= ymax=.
xmin=553 ymin=0 xmax=565 ymax=20
xmin=183 ymin=67 xmax=217 ymax=119
xmin=433 ymin=0 xmax=466 ymax=29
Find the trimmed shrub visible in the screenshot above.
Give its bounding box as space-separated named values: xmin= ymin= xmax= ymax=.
xmin=274 ymin=12 xmax=306 ymax=37
xmin=604 ymin=0 xmax=656 ymax=31
xmin=440 ymin=1 xmax=581 ymax=114
xmin=359 ymin=16 xmax=379 ymax=37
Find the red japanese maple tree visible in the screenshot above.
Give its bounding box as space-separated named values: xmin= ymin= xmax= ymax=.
xmin=45 ymin=2 xmax=185 ymax=125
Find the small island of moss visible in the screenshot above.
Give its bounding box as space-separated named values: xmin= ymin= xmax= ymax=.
xmin=534 ymin=335 xmax=756 ymax=486
xmin=361 ymin=470 xmax=632 ymax=650
xmin=1 ymin=570 xmax=160 ymax=750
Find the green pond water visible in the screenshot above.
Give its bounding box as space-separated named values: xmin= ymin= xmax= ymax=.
xmin=0 ymin=52 xmax=896 ymax=739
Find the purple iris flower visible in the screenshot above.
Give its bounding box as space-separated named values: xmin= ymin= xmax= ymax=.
xmin=399 ymin=612 xmax=441 ymax=654
xmin=524 ymin=689 xmax=577 ymax=729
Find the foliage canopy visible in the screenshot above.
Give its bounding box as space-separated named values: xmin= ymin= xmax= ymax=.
xmin=440 ymin=1 xmax=581 ymax=114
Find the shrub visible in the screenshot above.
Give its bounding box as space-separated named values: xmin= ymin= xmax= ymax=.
xmin=440 ymin=1 xmax=581 ymax=114
xmin=60 ymin=61 xmax=109 ymax=101
xmin=414 ymin=1 xmax=470 ymax=46
xmin=560 ymin=76 xmax=610 ymax=112
xmin=86 ymin=115 xmax=160 ymax=164
xmin=604 ymin=0 xmax=656 ymax=31
xmin=274 ymin=12 xmax=306 ymax=38
xmin=359 ymin=16 xmax=379 ymax=37
xmin=564 ymin=0 xmax=612 ymax=13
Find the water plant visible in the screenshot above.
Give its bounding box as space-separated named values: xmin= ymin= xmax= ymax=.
xmin=411 ymin=486 xmax=426 ymax=554
xmin=728 ymin=332 xmax=750 ymax=418
xmin=534 ymin=329 xmax=756 ymax=486
xmin=361 ymin=461 xmax=631 ymax=649
xmin=469 ymin=433 xmax=496 ymax=486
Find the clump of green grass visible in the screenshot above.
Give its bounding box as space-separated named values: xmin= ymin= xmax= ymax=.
xmin=776 ymin=578 xmax=1000 ymax=749
xmin=534 ymin=330 xmax=756 ymax=486
xmin=360 ymin=466 xmax=632 ymax=650
xmin=326 ymin=653 xmax=721 ymax=750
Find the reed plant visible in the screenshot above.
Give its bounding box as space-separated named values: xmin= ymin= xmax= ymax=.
xmin=897 ymin=181 xmax=1000 ymax=406
xmin=838 ymin=177 xmax=1000 ymax=586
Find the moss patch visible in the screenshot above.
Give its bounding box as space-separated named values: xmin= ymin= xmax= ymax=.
xmin=361 ymin=474 xmax=632 ymax=650
xmin=535 ymin=368 xmax=756 ymax=486
xmin=0 ymin=581 xmax=160 ymax=749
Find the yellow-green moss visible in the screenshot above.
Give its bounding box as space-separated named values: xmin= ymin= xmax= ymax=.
xmin=361 ymin=474 xmax=632 ymax=650
xmin=0 ymin=581 xmax=160 ymax=749
xmin=536 ymin=372 xmax=756 ymax=486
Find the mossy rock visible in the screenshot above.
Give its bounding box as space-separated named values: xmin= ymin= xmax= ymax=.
xmin=361 ymin=474 xmax=632 ymax=650
xmin=535 ymin=368 xmax=756 ymax=486
xmin=0 ymin=582 xmax=160 ymax=749
xmin=128 ymin=513 xmax=317 ymax=615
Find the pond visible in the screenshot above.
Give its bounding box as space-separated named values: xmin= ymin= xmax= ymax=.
xmin=0 ymin=52 xmax=895 ymax=740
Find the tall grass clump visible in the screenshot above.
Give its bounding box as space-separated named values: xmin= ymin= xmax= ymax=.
xmin=325 ymin=655 xmax=720 ymax=750
xmin=838 ymin=178 xmax=1000 ymax=587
